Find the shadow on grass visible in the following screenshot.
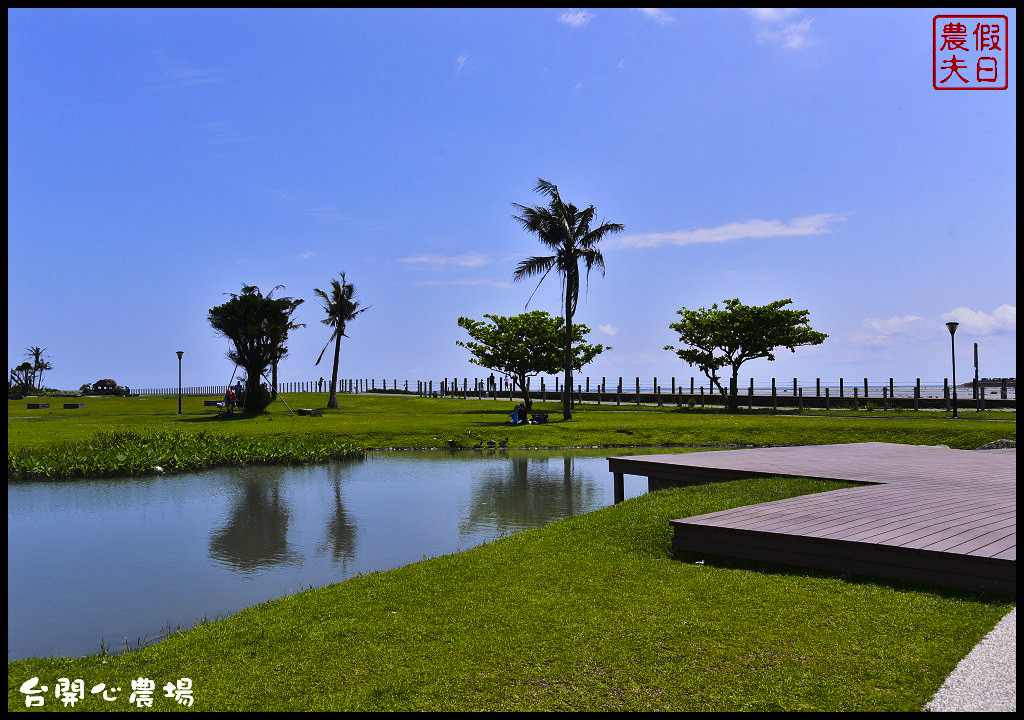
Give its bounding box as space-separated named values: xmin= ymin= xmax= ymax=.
xmin=179 ymin=413 xmax=268 ymax=424
xmin=672 ymin=550 xmax=1014 ymax=601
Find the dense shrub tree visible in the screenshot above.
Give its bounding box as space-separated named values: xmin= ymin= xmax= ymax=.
xmin=208 ymin=284 xmax=303 ymax=413
xmin=457 ymin=311 xmax=608 ymax=411
xmin=665 ymin=298 xmax=827 ymax=411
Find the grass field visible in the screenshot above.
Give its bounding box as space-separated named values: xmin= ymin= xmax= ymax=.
xmin=7 ymin=475 xmax=1013 ymax=711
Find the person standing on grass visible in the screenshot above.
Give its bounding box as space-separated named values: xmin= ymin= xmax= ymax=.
xmin=224 ymin=386 xmax=236 ymax=416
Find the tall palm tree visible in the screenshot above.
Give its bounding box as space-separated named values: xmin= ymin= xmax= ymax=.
xmin=512 ymin=179 xmax=624 ymax=420
xmin=314 ymin=273 xmax=369 ymax=409
xmin=25 ymin=346 xmax=49 ymax=389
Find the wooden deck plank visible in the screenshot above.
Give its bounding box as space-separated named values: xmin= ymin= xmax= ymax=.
xmin=609 ymin=443 xmax=1016 ymax=594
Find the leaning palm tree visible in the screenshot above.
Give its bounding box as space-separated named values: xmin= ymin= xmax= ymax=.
xmin=513 ymin=179 xmax=624 ymax=420
xmin=314 ymin=273 xmax=369 ymax=409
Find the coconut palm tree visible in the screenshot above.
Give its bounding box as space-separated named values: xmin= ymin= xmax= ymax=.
xmin=25 ymin=346 xmax=49 ymax=389
xmin=512 ymin=179 xmax=624 ymax=420
xmin=314 ymin=273 xmax=369 ymax=409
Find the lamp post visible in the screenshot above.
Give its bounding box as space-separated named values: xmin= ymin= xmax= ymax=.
xmin=945 ymin=322 xmax=958 ymax=418
xmin=176 ymin=351 xmax=184 ymax=415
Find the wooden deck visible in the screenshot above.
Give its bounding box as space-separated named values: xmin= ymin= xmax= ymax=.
xmin=607 ymin=443 xmax=1016 ymax=594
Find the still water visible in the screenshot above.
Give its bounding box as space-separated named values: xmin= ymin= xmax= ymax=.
xmin=7 ymin=448 xmax=682 ymax=661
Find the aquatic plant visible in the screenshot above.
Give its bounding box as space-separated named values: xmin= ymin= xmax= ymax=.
xmin=8 ymin=429 xmax=363 ymax=481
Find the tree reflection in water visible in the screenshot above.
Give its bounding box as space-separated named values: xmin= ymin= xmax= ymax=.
xmin=319 ymin=458 xmax=362 ymax=570
xmin=209 ymin=466 xmax=300 ymax=572
xmin=460 ymin=453 xmax=599 ymax=537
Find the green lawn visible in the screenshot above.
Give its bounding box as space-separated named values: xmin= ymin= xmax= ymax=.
xmin=8 ymin=393 xmax=1015 ymax=710
xmin=8 ymin=393 xmax=1016 ymax=478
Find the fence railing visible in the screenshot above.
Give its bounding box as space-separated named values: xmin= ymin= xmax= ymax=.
xmin=130 ymin=375 xmax=1015 ymax=410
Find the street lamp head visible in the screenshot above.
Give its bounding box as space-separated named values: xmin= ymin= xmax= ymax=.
xmin=176 ymin=351 xmax=184 ymax=359
xmin=945 ymin=322 xmax=959 ymax=336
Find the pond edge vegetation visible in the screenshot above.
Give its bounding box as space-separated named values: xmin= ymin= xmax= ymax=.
xmin=8 ymin=429 xmax=363 ymax=481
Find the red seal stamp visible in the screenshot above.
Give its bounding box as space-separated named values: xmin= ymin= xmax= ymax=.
xmin=933 ymin=15 xmax=1009 ymax=90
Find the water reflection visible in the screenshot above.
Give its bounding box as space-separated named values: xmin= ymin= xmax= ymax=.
xmin=9 ymin=448 xmax=665 ymax=660
xmin=209 ymin=466 xmax=298 ymax=571
xmin=320 ymin=460 xmax=360 ymax=568
xmin=462 ymin=455 xmax=596 ymax=536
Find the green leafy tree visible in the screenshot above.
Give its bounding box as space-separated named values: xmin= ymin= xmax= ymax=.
xmin=512 ymin=179 xmax=624 ymax=420
xmin=665 ymin=298 xmax=828 ymax=411
xmin=456 ymin=311 xmax=609 ymax=411
xmin=314 ymin=273 xmax=369 ymax=410
xmin=208 ymin=284 xmax=304 ymax=413
xmin=10 ymin=362 xmax=34 ymax=396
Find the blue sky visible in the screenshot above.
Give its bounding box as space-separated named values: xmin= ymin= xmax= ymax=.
xmin=8 ymin=8 xmax=1016 ymax=392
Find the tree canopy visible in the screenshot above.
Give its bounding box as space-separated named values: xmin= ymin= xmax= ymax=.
xmin=457 ymin=310 xmax=608 ymax=410
xmin=665 ymin=298 xmax=827 ymax=410
xmin=208 ymin=284 xmax=303 ymax=412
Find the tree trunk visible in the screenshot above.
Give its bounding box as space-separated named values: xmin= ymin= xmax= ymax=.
xmin=563 ymin=294 xmax=573 ymax=421
xmin=271 ymin=358 xmax=279 ymax=400
xmin=522 ymin=374 xmax=533 ymax=411
xmin=327 ymin=331 xmax=341 ymax=409
xmin=728 ymin=367 xmax=740 ymax=412
xmin=244 ymin=367 xmax=260 ymax=412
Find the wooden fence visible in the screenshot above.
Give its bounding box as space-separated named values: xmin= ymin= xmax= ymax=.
xmin=130 ymin=375 xmax=1015 ymax=411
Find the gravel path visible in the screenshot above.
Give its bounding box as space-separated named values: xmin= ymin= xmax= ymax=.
xmin=925 ymin=607 xmax=1016 ymax=712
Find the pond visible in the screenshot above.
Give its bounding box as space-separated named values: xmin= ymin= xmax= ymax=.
xmin=7 ymin=447 xmax=694 ymax=661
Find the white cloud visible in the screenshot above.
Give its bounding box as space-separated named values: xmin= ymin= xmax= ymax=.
xmin=746 ymin=8 xmax=799 ymax=23
xmin=851 ymin=305 xmax=1016 ymax=347
xmin=638 ymin=8 xmax=675 ymax=25
xmin=296 ymin=251 xmax=317 ymax=260
xmin=559 ymin=10 xmax=594 ymax=28
xmin=757 ymin=17 xmax=814 ymax=49
xmin=942 ymin=305 xmax=1016 ymax=336
xmin=853 ymin=315 xmax=937 ymax=347
xmin=598 ymin=324 xmax=620 ymax=336
xmin=613 ymin=213 xmax=845 ymax=249
xmin=400 ymin=253 xmax=489 ymax=268
xmin=456 ymin=54 xmax=469 ymax=72
xmin=746 ymin=8 xmax=814 ymax=50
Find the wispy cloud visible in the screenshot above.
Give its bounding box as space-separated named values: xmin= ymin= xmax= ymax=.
xmin=613 ymin=213 xmax=845 ymax=249
xmin=637 ymin=8 xmax=675 ymax=25
xmin=942 ymin=305 xmax=1016 ymax=336
xmin=746 ymin=8 xmax=815 ymax=50
xmin=200 ymin=120 xmax=248 ymax=145
xmin=598 ymin=324 xmax=620 ymax=336
xmin=155 ymin=64 xmax=225 ymax=89
xmin=296 ymin=251 xmax=317 ymax=260
xmin=413 ymin=278 xmax=512 ymax=288
xmin=400 ymin=253 xmax=490 ymax=268
xmin=559 ymin=10 xmax=594 ymax=28
xmin=456 ymin=54 xmax=469 ymax=72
